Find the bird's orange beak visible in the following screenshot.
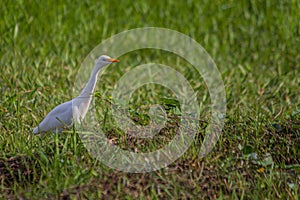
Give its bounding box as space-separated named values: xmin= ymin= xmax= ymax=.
xmin=108 ymin=58 xmax=120 ymax=62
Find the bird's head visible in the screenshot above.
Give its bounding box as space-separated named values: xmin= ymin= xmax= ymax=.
xmin=96 ymin=55 xmax=120 ymax=66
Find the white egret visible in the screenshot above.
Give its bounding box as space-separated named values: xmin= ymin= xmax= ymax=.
xmin=33 ymin=55 xmax=120 ymax=134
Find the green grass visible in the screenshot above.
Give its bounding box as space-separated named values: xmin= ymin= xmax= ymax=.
xmin=1 ymin=0 xmax=300 ymax=199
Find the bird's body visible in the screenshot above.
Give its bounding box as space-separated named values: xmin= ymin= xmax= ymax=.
xmin=33 ymin=55 xmax=120 ymax=134
xmin=33 ymin=100 xmax=72 ymax=133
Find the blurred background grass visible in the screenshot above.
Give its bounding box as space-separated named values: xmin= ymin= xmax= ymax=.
xmin=0 ymin=0 xmax=299 ymax=199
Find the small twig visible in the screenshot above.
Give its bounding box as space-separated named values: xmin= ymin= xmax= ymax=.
xmin=272 ymin=184 xmax=281 ymax=199
xmin=274 ymin=107 xmax=283 ymax=119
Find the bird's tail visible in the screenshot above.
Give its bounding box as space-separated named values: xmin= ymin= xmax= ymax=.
xmin=33 ymin=127 xmax=39 ymax=134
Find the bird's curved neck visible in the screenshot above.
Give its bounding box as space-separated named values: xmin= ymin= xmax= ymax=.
xmin=79 ymin=65 xmax=102 ymax=97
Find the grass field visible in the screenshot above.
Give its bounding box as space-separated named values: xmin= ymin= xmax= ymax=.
xmin=1 ymin=0 xmax=300 ymax=199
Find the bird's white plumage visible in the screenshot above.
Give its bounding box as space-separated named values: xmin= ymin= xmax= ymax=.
xmin=33 ymin=101 xmax=72 ymax=133
xmin=33 ymin=55 xmax=119 ymax=134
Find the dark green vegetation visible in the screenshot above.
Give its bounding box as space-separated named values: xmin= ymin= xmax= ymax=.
xmin=1 ymin=0 xmax=299 ymax=199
